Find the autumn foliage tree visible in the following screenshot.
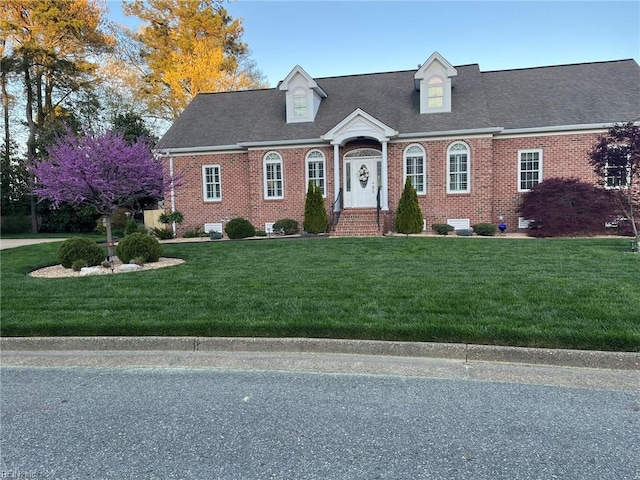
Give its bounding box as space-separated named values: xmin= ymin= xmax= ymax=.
xmin=32 ymin=130 xmax=165 ymax=258
xmin=121 ymin=0 xmax=267 ymax=120
xmin=518 ymin=178 xmax=616 ymax=237
xmin=589 ymin=122 xmax=640 ymax=247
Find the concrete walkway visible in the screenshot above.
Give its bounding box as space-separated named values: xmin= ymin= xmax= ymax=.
xmin=0 ymin=238 xmax=66 ymax=250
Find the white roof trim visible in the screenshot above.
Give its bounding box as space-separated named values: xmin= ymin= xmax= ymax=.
xmin=415 ymin=52 xmax=457 ymax=82
xmin=322 ymin=108 xmax=399 ymax=145
xmin=278 ymin=65 xmax=327 ymax=98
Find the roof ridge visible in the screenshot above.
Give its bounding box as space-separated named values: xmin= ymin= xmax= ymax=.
xmin=482 ymin=58 xmax=635 ymax=74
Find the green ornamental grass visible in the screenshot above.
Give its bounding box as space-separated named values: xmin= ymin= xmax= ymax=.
xmin=1 ymin=237 xmax=638 ymax=351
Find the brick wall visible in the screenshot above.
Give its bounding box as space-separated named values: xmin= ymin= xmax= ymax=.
xmin=162 ymin=130 xmax=605 ymax=236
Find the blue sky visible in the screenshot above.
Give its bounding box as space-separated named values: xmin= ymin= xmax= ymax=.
xmin=106 ymin=0 xmax=640 ymax=87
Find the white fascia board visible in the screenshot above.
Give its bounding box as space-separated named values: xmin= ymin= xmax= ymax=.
xmin=396 ymin=127 xmax=503 ymax=140
xmin=154 ymin=145 xmax=246 ymax=156
xmin=238 ymin=138 xmax=326 ymax=149
xmin=497 ymin=123 xmax=621 ymax=137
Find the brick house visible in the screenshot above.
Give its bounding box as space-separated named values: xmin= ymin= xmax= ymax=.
xmin=155 ymin=52 xmax=639 ymax=236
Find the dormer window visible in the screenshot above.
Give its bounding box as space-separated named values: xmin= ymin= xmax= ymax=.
xmin=414 ymin=52 xmax=457 ymax=114
xmin=293 ymin=88 xmax=307 ymax=118
xmin=427 ymin=77 xmax=445 ymax=108
xmin=279 ymin=65 xmax=327 ymax=124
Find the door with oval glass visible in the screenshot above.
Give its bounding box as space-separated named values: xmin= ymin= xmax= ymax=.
xmin=345 ymin=157 xmax=379 ymax=208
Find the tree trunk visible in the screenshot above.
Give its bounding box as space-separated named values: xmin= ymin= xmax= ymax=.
xmin=23 ymin=55 xmax=38 ymax=233
xmin=104 ymin=215 xmax=115 ymax=260
xmin=2 ymin=59 xmax=10 ymax=162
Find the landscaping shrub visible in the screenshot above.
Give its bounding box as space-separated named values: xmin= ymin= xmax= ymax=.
xmin=455 ymin=229 xmax=473 ymax=236
xmin=125 ymin=220 xmax=139 ymax=236
xmin=395 ymin=178 xmax=423 ymax=234
xmin=183 ymin=227 xmax=206 ymax=238
xmin=115 ymin=233 xmax=162 ymax=263
xmin=71 ymin=259 xmax=88 ymax=272
xmin=303 ymin=182 xmax=329 ymax=234
xmin=0 ymin=215 xmax=31 ymax=234
xmin=273 ymin=218 xmax=300 ymax=235
xmin=57 ymin=238 xmax=106 ymax=268
xmin=518 ymin=177 xmax=616 ymax=237
xmin=432 ymin=223 xmax=454 ymax=235
xmin=225 ymin=217 xmax=255 ymax=239
xmin=151 ymin=226 xmax=175 ymax=239
xmin=472 ymin=223 xmax=496 ymax=236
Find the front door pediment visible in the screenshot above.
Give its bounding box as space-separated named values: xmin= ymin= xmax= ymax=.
xmin=322 ymin=108 xmax=398 ymax=146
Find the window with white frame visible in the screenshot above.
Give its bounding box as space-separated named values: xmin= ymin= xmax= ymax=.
xmin=447 ymin=142 xmax=470 ymax=193
xmin=306 ymin=150 xmax=326 ymax=196
xmin=427 ymin=76 xmax=445 ymax=109
xmin=293 ymin=88 xmax=307 ymax=118
xmin=518 ymin=149 xmax=543 ymax=192
xmin=606 ymin=163 xmax=630 ymax=188
xmin=264 ymin=152 xmax=284 ymax=199
xmin=202 ymin=165 xmax=221 ymax=201
xmin=404 ymin=144 xmax=426 ymax=194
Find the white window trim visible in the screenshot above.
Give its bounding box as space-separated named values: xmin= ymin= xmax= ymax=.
xmin=518 ymin=149 xmax=543 ymax=192
xmin=263 ymin=152 xmax=284 ymax=200
xmin=447 ymin=141 xmax=470 ymax=194
xmin=305 ymin=150 xmax=326 ymax=198
xmin=202 ymin=165 xmax=222 ymax=202
xmin=403 ymin=144 xmax=427 ymax=195
xmin=604 ymin=161 xmax=631 ymax=189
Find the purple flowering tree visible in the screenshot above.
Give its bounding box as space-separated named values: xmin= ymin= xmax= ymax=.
xmin=32 ymin=130 xmax=165 ymax=259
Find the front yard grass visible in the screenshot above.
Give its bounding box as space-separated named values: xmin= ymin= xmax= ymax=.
xmin=1 ymin=236 xmax=638 ymax=351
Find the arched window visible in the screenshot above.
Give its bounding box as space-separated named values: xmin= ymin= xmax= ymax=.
xmin=264 ymin=152 xmax=284 ymax=199
xmin=447 ymin=142 xmax=470 ymax=193
xmin=403 ymin=144 xmax=426 ymax=194
xmin=306 ymin=150 xmax=326 ymax=197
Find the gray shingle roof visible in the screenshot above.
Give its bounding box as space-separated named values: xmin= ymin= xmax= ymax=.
xmin=156 ymin=59 xmax=640 ymax=151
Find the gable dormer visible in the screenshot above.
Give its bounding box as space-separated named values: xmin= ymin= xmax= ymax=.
xmin=278 ymin=65 xmax=327 ymax=123
xmin=414 ymin=52 xmax=457 ymax=114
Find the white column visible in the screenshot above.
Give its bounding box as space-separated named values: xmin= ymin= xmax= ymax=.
xmin=333 ymin=143 xmax=340 ymax=211
xmin=382 ymin=140 xmax=389 ymax=210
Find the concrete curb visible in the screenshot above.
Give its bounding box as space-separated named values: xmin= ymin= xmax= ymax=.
xmin=1 ymin=336 xmax=638 ymax=370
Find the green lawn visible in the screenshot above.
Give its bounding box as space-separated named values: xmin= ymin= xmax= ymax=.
xmin=1 ymin=236 xmax=638 ymax=351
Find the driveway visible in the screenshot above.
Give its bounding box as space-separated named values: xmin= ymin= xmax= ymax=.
xmin=0 ymin=238 xmax=66 ymax=250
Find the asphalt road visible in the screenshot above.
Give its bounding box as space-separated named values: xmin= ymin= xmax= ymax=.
xmin=2 ymin=358 xmax=639 ymax=479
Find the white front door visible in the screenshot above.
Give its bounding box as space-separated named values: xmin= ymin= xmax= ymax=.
xmin=345 ymin=157 xmax=379 ymax=208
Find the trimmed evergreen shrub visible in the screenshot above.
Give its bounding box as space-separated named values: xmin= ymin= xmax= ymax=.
xmin=432 ymin=223 xmax=455 ymax=235
xmin=395 ymin=178 xmax=423 ymax=234
xmin=57 ymin=238 xmax=106 ymax=268
xmin=71 ymin=259 xmax=88 ymax=272
xmin=303 ymin=181 xmax=329 ymax=234
xmin=472 ymin=223 xmax=496 ymax=236
xmin=115 ymin=233 xmax=162 ymax=263
xmin=455 ymin=229 xmax=474 ymax=236
xmin=125 ymin=220 xmax=139 ymax=236
xmin=225 ymin=217 xmax=256 ymax=239
xmin=273 ymin=218 xmax=300 ymax=235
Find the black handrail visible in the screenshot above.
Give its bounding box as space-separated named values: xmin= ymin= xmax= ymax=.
xmin=376 ymin=186 xmax=381 ymax=230
xmin=330 ymin=188 xmax=343 ymax=231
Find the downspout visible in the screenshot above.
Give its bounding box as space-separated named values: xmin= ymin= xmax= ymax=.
xmin=169 ymin=155 xmax=177 ymax=236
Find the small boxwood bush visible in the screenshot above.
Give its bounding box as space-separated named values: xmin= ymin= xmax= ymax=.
xmin=273 ymin=218 xmax=299 ymax=235
xmin=472 ymin=223 xmax=497 ymax=236
xmin=115 ymin=233 xmax=162 ymax=263
xmin=57 ymin=238 xmax=106 ymax=268
xmin=225 ymin=217 xmax=255 ymax=239
xmin=432 ymin=223 xmax=455 ymax=235
xmin=71 ymin=259 xmax=88 ymax=272
xmin=455 ymin=229 xmax=474 ymax=236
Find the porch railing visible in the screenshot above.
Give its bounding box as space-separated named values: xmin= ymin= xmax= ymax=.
xmin=330 ymin=188 xmax=343 ymax=231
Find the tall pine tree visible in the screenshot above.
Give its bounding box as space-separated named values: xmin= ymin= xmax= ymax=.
xmin=395 ymin=177 xmax=423 ymax=234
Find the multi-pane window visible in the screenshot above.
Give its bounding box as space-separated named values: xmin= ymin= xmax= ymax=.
xmin=427 ymin=77 xmax=444 ymax=108
xmin=404 ymin=145 xmax=426 ymax=194
xmin=202 ymin=165 xmax=221 ymax=201
xmin=264 ymin=152 xmax=283 ymax=199
xmin=447 ymin=142 xmax=470 ymax=193
xmin=518 ymin=149 xmax=543 ymax=191
xmin=306 ymin=150 xmax=325 ymax=196
xmin=293 ymin=88 xmax=307 ymax=118
xmin=606 ymin=163 xmax=630 ymax=188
